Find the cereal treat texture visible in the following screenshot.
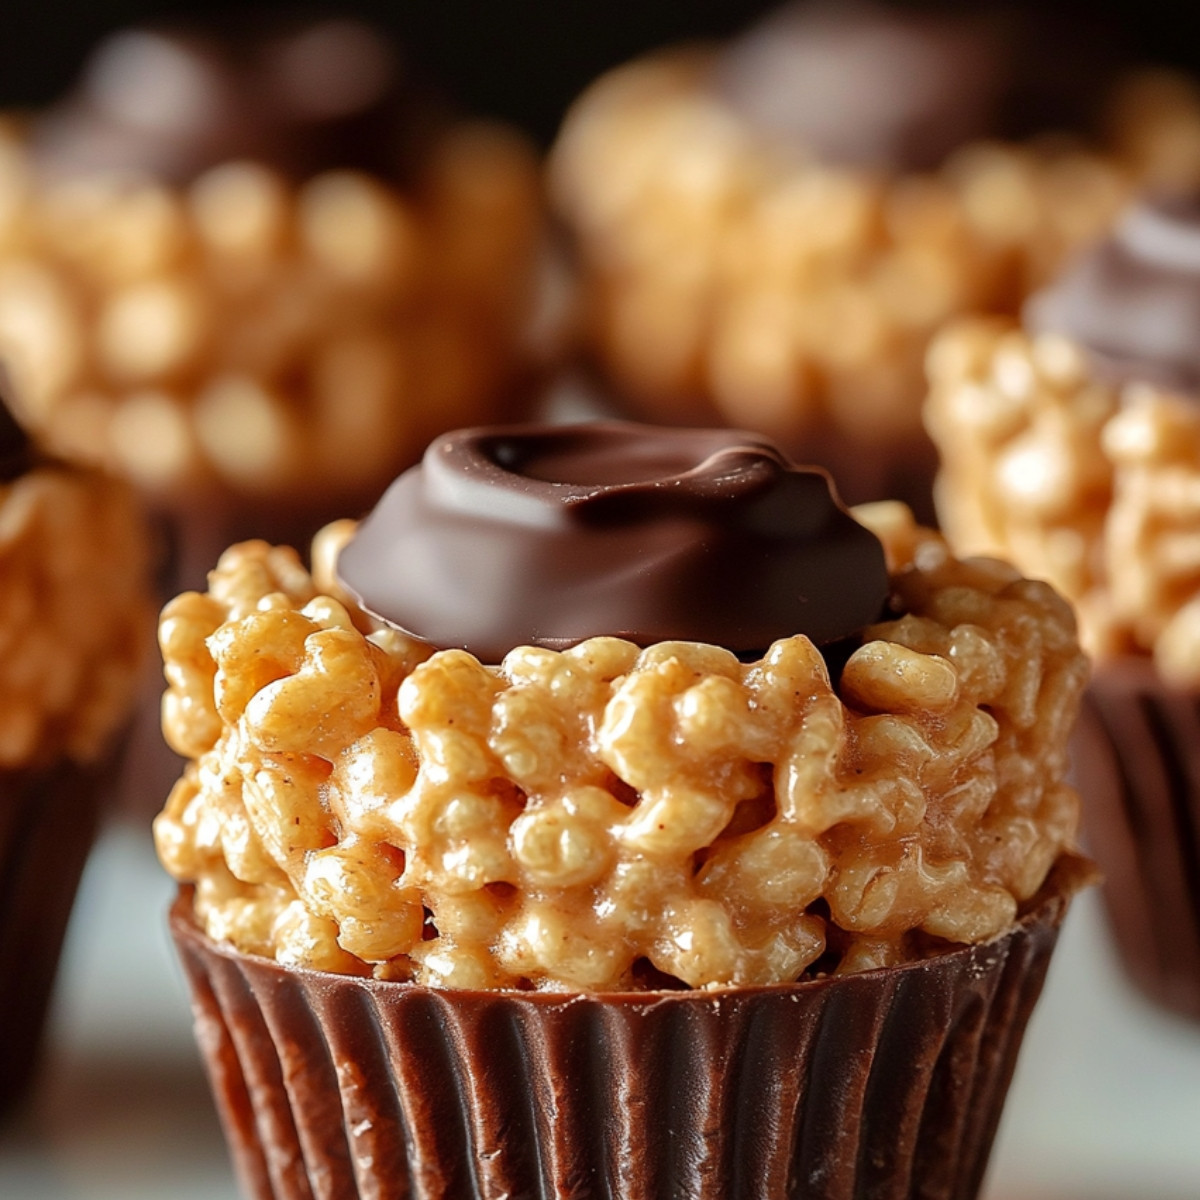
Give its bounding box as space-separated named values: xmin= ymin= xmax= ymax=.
xmin=0 ymin=465 xmax=150 ymax=767
xmin=0 ymin=119 xmax=541 ymax=503
xmin=548 ymin=52 xmax=1135 ymax=449
xmin=926 ymin=318 xmax=1200 ymax=687
xmin=156 ymin=510 xmax=1087 ymax=991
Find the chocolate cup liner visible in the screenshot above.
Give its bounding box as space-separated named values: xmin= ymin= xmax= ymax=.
xmin=169 ymin=857 xmax=1086 ymax=1200
xmin=0 ymin=735 xmax=126 ymax=1116
xmin=1074 ymin=656 xmax=1200 ymax=1020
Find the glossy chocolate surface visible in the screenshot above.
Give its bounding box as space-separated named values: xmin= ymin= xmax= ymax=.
xmin=0 ymin=377 xmax=33 ymax=484
xmin=171 ymin=861 xmax=1082 ymax=1200
xmin=30 ymin=17 xmax=437 ymax=184
xmin=1026 ymin=195 xmax=1200 ymax=393
xmin=1073 ymin=656 xmax=1200 ymax=1021
xmin=337 ymin=422 xmax=889 ymax=661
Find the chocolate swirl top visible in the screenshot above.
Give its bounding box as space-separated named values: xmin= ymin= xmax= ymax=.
xmin=1025 ymin=195 xmax=1200 ymax=392
xmin=337 ymin=422 xmax=889 ymax=661
xmin=31 ymin=18 xmax=437 ymax=185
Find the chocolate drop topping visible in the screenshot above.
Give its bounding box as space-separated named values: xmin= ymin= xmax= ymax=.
xmin=1025 ymin=195 xmax=1200 ymax=393
xmin=715 ymin=1 xmax=1009 ymax=171
xmin=337 ymin=421 xmax=889 ymax=662
xmin=30 ymin=18 xmax=437 ymax=186
xmin=0 ymin=373 xmax=34 ymax=484
xmin=714 ymin=2 xmax=1118 ymax=173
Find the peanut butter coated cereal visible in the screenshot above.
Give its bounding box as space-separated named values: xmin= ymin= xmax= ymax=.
xmin=156 ymin=512 xmax=1086 ymax=990
xmin=926 ymin=319 xmax=1200 ymax=686
xmin=0 ymin=465 xmax=150 ymax=767
xmin=549 ymin=53 xmax=1135 ymax=450
xmin=0 ymin=120 xmax=540 ymax=502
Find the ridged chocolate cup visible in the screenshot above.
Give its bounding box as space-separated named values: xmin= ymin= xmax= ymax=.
xmin=1074 ymin=655 xmax=1200 ymax=1020
xmin=169 ymin=856 xmax=1087 ymax=1200
xmin=0 ymin=734 xmax=127 ymax=1116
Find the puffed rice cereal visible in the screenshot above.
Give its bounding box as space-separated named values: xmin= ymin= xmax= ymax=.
xmin=0 ymin=463 xmax=151 ymax=767
xmin=548 ymin=51 xmax=1148 ymax=453
xmin=155 ymin=508 xmax=1088 ymax=990
xmin=0 ymin=118 xmax=541 ymax=504
xmin=925 ymin=317 xmax=1200 ymax=687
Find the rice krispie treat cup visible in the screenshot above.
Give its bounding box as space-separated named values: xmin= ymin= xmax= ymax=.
xmin=0 ymin=388 xmax=152 ymax=1114
xmin=156 ymin=421 xmax=1092 ymax=1199
xmin=549 ymin=1 xmax=1200 ymax=515
xmin=0 ymin=16 xmax=542 ymax=539
xmin=926 ymin=194 xmax=1200 ymax=1019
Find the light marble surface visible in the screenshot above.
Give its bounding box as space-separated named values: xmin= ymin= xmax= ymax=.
xmin=2 ymin=820 xmax=1199 ymax=1200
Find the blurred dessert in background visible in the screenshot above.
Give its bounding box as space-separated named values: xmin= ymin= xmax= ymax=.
xmin=926 ymin=194 xmax=1200 ymax=1020
xmin=0 ymin=14 xmax=544 ymax=572
xmin=549 ymin=0 xmax=1200 ymax=514
xmin=0 ymin=14 xmax=547 ymax=812
xmin=0 ymin=382 xmax=151 ymax=1114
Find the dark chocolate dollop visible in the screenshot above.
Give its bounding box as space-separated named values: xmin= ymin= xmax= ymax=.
xmin=714 ymin=2 xmax=1117 ymax=173
xmin=337 ymin=422 xmax=889 ymax=661
xmin=30 ymin=18 xmax=438 ymax=185
xmin=0 ymin=374 xmax=34 ymax=484
xmin=1025 ymin=195 xmax=1200 ymax=392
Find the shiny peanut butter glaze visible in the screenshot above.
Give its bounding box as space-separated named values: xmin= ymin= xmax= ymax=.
xmin=337 ymin=422 xmax=889 ymax=662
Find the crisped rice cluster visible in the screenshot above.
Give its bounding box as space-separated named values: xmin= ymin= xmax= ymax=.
xmin=0 ymin=120 xmax=540 ymax=502
xmin=0 ymin=465 xmax=150 ymax=768
xmin=549 ymin=52 xmax=1144 ymax=448
xmin=926 ymin=318 xmax=1200 ymax=686
xmin=155 ymin=508 xmax=1087 ymax=991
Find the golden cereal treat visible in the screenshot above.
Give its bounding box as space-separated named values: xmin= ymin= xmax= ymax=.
xmin=0 ymin=22 xmax=543 ymax=509
xmin=157 ymin=423 xmax=1094 ymax=1200
xmin=0 ymin=464 xmax=150 ymax=768
xmin=927 ymin=278 xmax=1200 ymax=687
xmin=0 ymin=400 xmax=153 ymax=1113
xmin=926 ymin=195 xmax=1200 ymax=1022
xmin=548 ymin=16 xmax=1137 ymax=492
xmin=156 ymin=436 xmax=1087 ymax=992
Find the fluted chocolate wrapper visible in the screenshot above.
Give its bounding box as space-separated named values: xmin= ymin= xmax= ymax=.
xmin=0 ymin=737 xmax=126 ymax=1116
xmin=169 ymin=858 xmax=1086 ymax=1200
xmin=1074 ymin=656 xmax=1200 ymax=1020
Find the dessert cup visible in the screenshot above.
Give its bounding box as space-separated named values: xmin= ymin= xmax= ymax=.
xmin=1072 ymin=656 xmax=1200 ymax=1020
xmin=169 ymin=855 xmax=1088 ymax=1200
xmin=155 ymin=423 xmax=1092 ymax=1197
xmin=925 ymin=195 xmax=1200 ymax=1019
xmin=0 ymin=20 xmax=543 ymax=514
xmin=549 ymin=2 xmax=1200 ymax=514
xmin=0 ymin=736 xmax=127 ymax=1112
xmin=0 ymin=400 xmax=152 ymax=1113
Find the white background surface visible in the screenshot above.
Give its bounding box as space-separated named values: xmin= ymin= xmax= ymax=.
xmin=2 ymin=820 xmax=1199 ymax=1200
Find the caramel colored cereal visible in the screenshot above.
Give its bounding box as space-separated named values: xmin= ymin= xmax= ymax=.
xmin=925 ymin=318 xmax=1200 ymax=686
xmin=0 ymin=466 xmax=150 ymax=767
xmin=0 ymin=122 xmax=541 ymax=504
xmin=549 ymin=52 xmax=1136 ymax=456
xmin=156 ymin=519 xmax=1086 ymax=990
